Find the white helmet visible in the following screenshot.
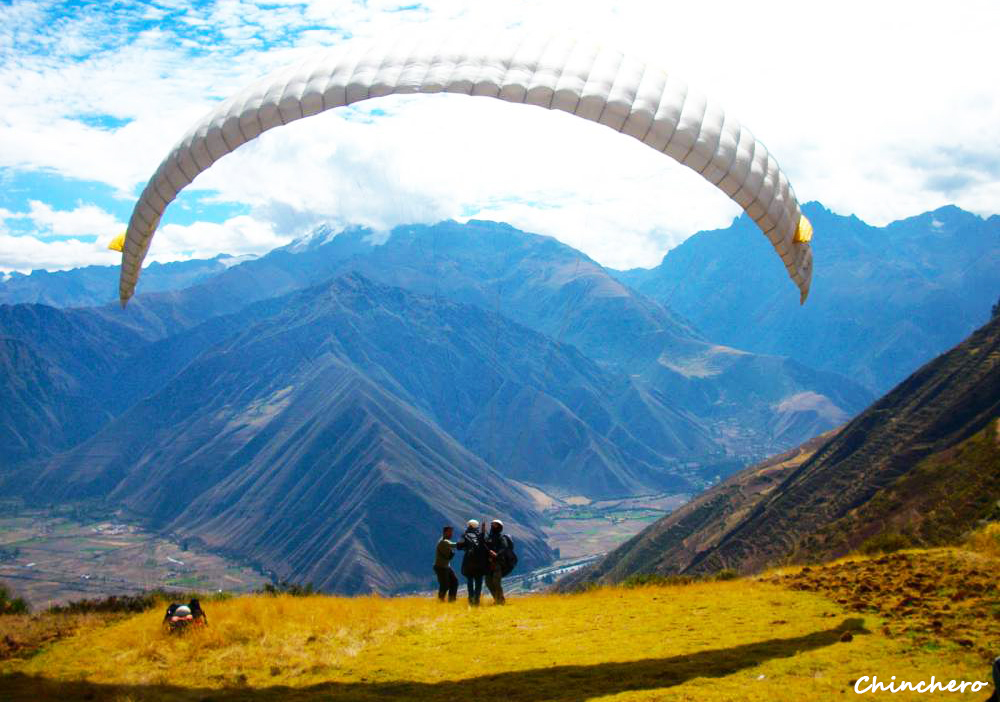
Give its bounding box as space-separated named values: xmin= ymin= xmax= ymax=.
xmin=175 ymin=605 xmax=191 ymax=616
xmin=467 ymin=519 xmax=480 ymax=529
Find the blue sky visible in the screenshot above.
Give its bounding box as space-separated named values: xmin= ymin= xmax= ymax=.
xmin=2 ymin=0 xmax=999 ymax=274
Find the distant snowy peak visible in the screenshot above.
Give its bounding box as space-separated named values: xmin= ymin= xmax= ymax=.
xmin=283 ymin=223 xmax=392 ymax=253
xmin=282 ymin=222 xmax=425 ymax=254
xmin=283 ymin=223 xmax=341 ymax=252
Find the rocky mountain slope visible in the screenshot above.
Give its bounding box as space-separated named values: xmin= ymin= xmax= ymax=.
xmin=34 ymin=273 xmax=714 ymax=499
xmin=618 ymin=203 xmax=999 ymax=393
xmin=0 ymin=338 xmax=107 ymax=464
xmin=0 ymin=304 xmax=154 ymax=465
xmin=146 ymin=219 xmax=869 ymax=461
xmin=30 ymin=276 xmax=580 ymax=592
xmin=4 ymin=220 xmax=870 ymax=476
xmin=296 ymin=222 xmax=871 ymax=458
xmin=562 ymin=311 xmax=1000 ymax=587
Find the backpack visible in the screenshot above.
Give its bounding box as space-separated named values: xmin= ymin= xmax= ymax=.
xmin=461 ymin=530 xmax=489 ymax=576
xmin=498 ymin=534 xmax=517 ymax=576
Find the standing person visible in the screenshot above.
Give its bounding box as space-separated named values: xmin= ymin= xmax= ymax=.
xmin=485 ymin=519 xmax=516 ymax=605
xmin=985 ymin=655 xmax=998 ymax=702
xmin=433 ymin=526 xmax=459 ymax=602
xmin=456 ymin=519 xmax=487 ymax=605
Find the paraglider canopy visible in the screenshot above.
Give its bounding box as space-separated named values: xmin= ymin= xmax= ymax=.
xmin=118 ymin=31 xmax=813 ymax=305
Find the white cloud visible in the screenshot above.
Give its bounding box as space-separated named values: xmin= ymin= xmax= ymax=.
xmin=20 ymin=200 xmax=122 ymax=239
xmin=2 ymin=0 xmax=1000 ymax=273
xmin=152 ymin=215 xmax=291 ymax=261
xmin=1 ymin=201 xmax=123 ymax=239
xmin=0 ymin=232 xmax=120 ymax=273
xmin=0 ymin=201 xmax=125 ymax=272
xmin=0 ymin=206 xmax=286 ymax=273
xmin=185 ymin=94 xmax=739 ymax=269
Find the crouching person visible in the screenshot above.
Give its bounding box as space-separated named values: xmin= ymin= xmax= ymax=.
xmin=163 ymin=598 xmax=207 ymax=634
xmin=485 ymin=519 xmax=516 ymax=605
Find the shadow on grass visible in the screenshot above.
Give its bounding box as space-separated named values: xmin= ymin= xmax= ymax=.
xmin=0 ymin=618 xmax=867 ymax=702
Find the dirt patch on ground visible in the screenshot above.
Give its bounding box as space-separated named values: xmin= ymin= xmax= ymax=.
xmin=764 ymin=549 xmax=999 ymax=662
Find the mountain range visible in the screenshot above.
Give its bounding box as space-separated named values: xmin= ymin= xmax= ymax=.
xmin=0 ymin=255 xmax=249 ymax=308
xmin=1 ymin=206 xmax=996 ymax=593
xmin=617 ymin=202 xmax=999 ymax=393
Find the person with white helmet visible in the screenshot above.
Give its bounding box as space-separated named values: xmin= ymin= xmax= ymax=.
xmin=455 ymin=519 xmax=488 ymax=606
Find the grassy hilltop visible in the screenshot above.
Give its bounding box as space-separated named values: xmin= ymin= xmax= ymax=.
xmin=2 ymin=529 xmax=997 ymax=702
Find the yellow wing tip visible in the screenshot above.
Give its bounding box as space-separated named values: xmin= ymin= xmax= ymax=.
xmin=793 ymin=215 xmax=813 ymax=244
xmin=108 ymin=232 xmax=126 ymax=252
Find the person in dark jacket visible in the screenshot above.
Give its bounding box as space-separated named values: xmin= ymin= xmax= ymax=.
xmin=456 ymin=519 xmax=488 ymax=605
xmin=433 ymin=525 xmax=459 ymax=602
xmin=985 ymin=655 xmax=999 ymax=702
xmin=484 ymin=519 xmax=513 ymax=604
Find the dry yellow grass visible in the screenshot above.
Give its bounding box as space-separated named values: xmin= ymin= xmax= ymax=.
xmin=967 ymin=522 xmax=1000 ymax=559
xmin=1 ymin=568 xmax=995 ymax=702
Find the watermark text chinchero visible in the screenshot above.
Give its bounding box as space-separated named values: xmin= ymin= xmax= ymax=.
xmin=854 ymin=675 xmax=989 ymax=694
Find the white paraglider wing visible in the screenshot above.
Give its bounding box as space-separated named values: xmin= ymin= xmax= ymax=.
xmin=119 ymin=33 xmax=813 ymax=305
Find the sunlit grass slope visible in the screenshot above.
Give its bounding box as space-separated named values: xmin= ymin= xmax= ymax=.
xmin=2 ymin=564 xmax=994 ymax=702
